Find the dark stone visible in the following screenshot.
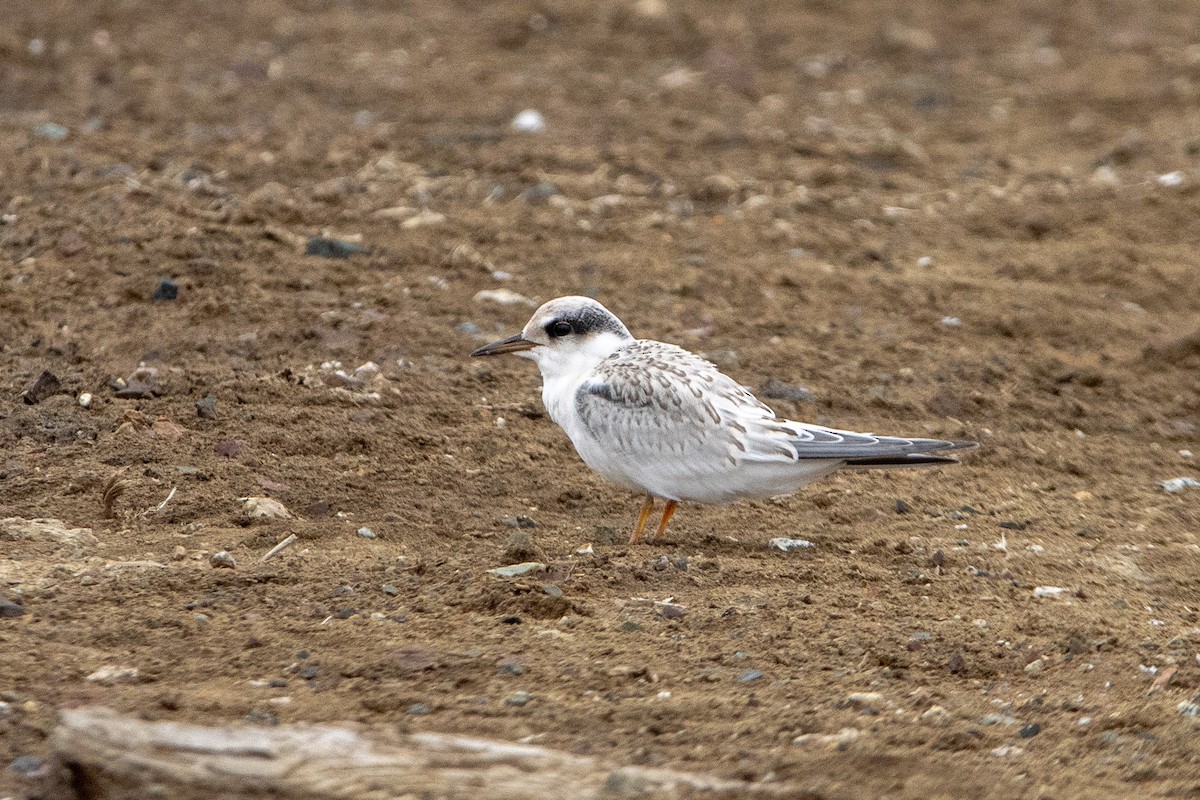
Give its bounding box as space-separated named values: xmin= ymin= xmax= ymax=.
xmin=999 ymin=521 xmax=1027 ymax=531
xmin=407 ymin=702 xmax=431 ymax=716
xmin=19 ymin=370 xmax=61 ymax=405
xmin=152 ymin=277 xmax=179 ymax=301
xmin=948 ymin=650 xmax=968 ymax=674
xmin=305 ymin=236 xmax=369 ymax=259
xmin=0 ymin=598 xmax=25 ymax=618
xmin=518 ymin=182 xmax=559 ymax=204
xmin=760 ymin=377 xmax=815 ymax=403
xmin=500 ymin=615 xmax=522 ymax=624
xmin=895 ymin=498 xmax=912 ymax=514
xmin=196 ymin=394 xmax=218 ymax=420
xmin=297 ymin=665 xmax=320 ymax=680
xmin=1019 ymin=722 xmax=1042 ymax=738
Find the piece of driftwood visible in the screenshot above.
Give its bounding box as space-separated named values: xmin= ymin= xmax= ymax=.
xmin=50 ymin=707 xmax=794 ymax=800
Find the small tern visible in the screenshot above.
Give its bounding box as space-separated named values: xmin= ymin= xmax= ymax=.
xmin=472 ymin=296 xmax=976 ymax=544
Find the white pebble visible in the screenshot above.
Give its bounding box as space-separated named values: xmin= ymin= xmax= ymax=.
xmin=769 ymin=537 xmax=815 ymax=552
xmin=1157 ymin=171 xmax=1184 ymax=187
xmin=917 ymin=256 xmax=934 ymax=268
xmin=78 ymin=392 xmax=94 ymax=409
xmin=1180 ymin=450 xmax=1194 ymax=459
xmin=954 ymin=523 xmax=969 ymax=531
xmin=1033 ymin=586 xmax=1068 ymax=598
xmin=1025 ymin=544 xmax=1045 ymax=553
xmin=1159 ymin=477 xmax=1200 ymax=493
xmin=990 ymin=745 xmax=1024 ymax=758
xmin=494 ymin=417 xmax=507 ymax=428
xmin=473 ymin=288 xmax=535 ymax=307
xmin=940 ymin=316 xmax=962 ymax=327
xmin=511 ymin=109 xmax=546 ymax=134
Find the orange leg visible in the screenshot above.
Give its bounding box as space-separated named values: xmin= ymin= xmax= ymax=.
xmin=652 ymin=500 xmax=678 ymax=541
xmin=629 ymin=496 xmax=656 ymax=544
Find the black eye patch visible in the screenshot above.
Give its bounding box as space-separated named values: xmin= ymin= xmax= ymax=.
xmin=545 ymin=320 xmax=574 ymax=338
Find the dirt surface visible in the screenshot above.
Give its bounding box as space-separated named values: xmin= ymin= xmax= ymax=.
xmin=3 ymin=1 xmax=1200 ymax=797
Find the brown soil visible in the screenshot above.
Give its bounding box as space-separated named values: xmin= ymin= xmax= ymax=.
xmin=3 ymin=1 xmax=1200 ymax=797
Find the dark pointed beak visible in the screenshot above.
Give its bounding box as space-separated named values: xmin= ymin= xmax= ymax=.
xmin=471 ymin=333 xmax=538 ymax=357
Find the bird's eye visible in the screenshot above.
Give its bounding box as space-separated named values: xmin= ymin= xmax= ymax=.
xmin=546 ymin=320 xmax=573 ymax=338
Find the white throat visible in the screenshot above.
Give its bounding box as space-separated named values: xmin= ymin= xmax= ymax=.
xmin=522 ymin=330 xmax=631 ymax=384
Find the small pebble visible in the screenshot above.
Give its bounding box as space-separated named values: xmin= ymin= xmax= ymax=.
xmin=1159 ymin=477 xmax=1200 ymax=493
xmin=505 ymin=690 xmax=533 ymax=706
xmin=895 ymin=499 xmax=912 ymax=514
xmin=474 ymin=289 xmax=535 ymax=307
xmin=736 ymin=669 xmax=764 ymax=683
xmin=78 ymin=392 xmax=94 ymax=409
xmin=511 ymin=109 xmax=546 ymax=134
xmin=1018 ymin=723 xmax=1042 ymax=738
xmin=1157 ymin=171 xmax=1185 ymax=187
xmin=381 ymin=584 xmax=399 ymax=596
xmin=488 ymin=562 xmax=547 ymax=578
xmin=305 ymin=237 xmax=369 ymax=259
xmin=152 ymin=278 xmax=178 ymax=301
xmin=501 ymin=515 xmax=538 ymax=529
xmin=1024 ymin=658 xmax=1046 ymax=675
xmin=940 ymin=316 xmax=962 ymax=327
xmin=357 ymin=527 xmax=377 ymax=539
xmin=33 ymin=122 xmax=68 ymax=140
xmin=210 ymin=551 xmax=237 ymax=569
xmin=0 ymin=598 xmax=25 ymax=618
xmin=20 ymin=370 xmax=61 ymax=405
xmin=769 ymin=537 xmax=815 ymax=552
xmin=407 ymin=703 xmax=431 ymax=716
xmin=8 ymin=755 xmax=46 ymax=777
xmin=990 ymin=745 xmax=1024 ymax=758
xmin=1033 ymin=586 xmax=1068 ymax=598
xmin=195 ymin=395 xmax=218 ymax=420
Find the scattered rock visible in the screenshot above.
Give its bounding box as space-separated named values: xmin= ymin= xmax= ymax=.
xmin=1018 ymin=723 xmax=1042 ymax=738
xmin=501 ymin=515 xmax=538 ymax=529
xmin=401 ymin=209 xmax=446 ymax=229
xmin=407 ymin=703 xmax=431 ymax=716
xmin=19 ymin=370 xmax=61 ymax=405
xmin=474 ymin=289 xmax=536 ymax=307
xmin=0 ymin=597 xmax=25 ymax=618
xmin=990 ymin=745 xmax=1024 ymax=758
xmin=846 ymin=692 xmax=885 ymax=709
xmin=393 ymin=642 xmax=441 ymax=676
xmin=356 ymin=527 xmax=377 ymax=539
xmin=78 ymin=392 xmax=94 ymax=409
xmin=195 ymin=395 xmax=218 ymax=420
xmin=33 ymin=122 xmax=68 ymax=140
xmin=503 ymin=530 xmax=544 ymax=563
xmin=654 ymin=600 xmax=688 ymax=620
xmin=210 ymin=551 xmax=237 ymax=569
xmin=736 ymin=669 xmax=764 ymax=683
xmin=381 ymin=584 xmax=399 ymax=596
xmin=1033 ymin=586 xmax=1068 ymax=598
xmin=152 ymin=277 xmax=179 ymax=301
xmin=759 ymin=377 xmax=815 ymax=403
xmin=8 ymin=755 xmax=48 ymax=778
xmin=948 ymin=651 xmax=968 ymax=674
xmin=518 ymin=183 xmax=559 ymax=204
xmin=85 ymin=665 xmax=142 ymax=685
xmin=505 ymin=690 xmax=533 ymax=706
xmin=0 ymin=518 xmax=97 ymax=553
xmin=769 ymin=537 xmax=815 ymax=552
xmin=305 ymin=236 xmax=369 ymax=259
xmin=113 ymin=366 xmax=160 ymax=399
xmin=1025 ymin=657 xmax=1047 ymax=675
xmin=488 ymin=562 xmax=548 ymax=578
xmin=895 ymin=499 xmax=912 ymax=514
xmin=1159 ymin=477 xmax=1200 ymax=493
xmin=511 ymin=109 xmax=546 ymax=134
xmin=792 ymin=728 xmax=860 ymax=749
xmin=56 ymin=230 xmax=87 ymax=257
xmin=214 ymin=440 xmax=244 ymax=458
xmin=239 ymin=496 xmax=291 ymax=521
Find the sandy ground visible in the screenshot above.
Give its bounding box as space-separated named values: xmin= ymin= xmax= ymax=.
xmin=2 ymin=1 xmax=1200 ymax=797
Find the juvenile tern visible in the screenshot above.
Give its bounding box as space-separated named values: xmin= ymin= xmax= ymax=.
xmin=473 ymin=296 xmax=976 ymax=543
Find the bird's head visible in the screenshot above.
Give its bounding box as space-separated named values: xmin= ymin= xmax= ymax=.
xmin=471 ymin=296 xmax=633 ymax=379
